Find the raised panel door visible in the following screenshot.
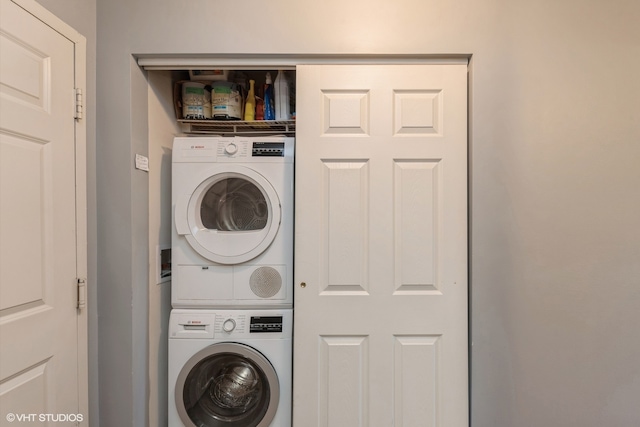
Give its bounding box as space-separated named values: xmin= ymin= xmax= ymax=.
xmin=294 ymin=63 xmax=468 ymax=427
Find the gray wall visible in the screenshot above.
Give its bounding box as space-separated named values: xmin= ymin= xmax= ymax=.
xmin=32 ymin=0 xmax=99 ymax=425
xmin=90 ymin=0 xmax=640 ymax=425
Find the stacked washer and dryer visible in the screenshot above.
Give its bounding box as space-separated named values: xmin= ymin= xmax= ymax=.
xmin=169 ymin=136 xmax=294 ymax=427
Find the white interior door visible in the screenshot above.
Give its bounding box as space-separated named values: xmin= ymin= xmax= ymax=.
xmin=294 ymin=63 xmax=468 ymax=426
xmin=0 ymin=0 xmax=87 ymax=422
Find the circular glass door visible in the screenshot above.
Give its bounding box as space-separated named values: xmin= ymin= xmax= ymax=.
xmin=176 ymin=343 xmax=280 ymax=427
xmin=180 ymin=165 xmax=281 ymax=264
xmin=200 ymin=177 xmax=268 ymax=232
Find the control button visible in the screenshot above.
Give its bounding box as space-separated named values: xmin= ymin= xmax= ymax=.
xmin=222 ymin=318 xmax=236 ymax=332
xmin=225 ymin=143 xmax=238 ymax=155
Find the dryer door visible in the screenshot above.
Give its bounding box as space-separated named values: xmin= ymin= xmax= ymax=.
xmin=175 ymin=343 xmax=280 ymax=427
xmin=176 ymin=165 xmax=281 ymax=264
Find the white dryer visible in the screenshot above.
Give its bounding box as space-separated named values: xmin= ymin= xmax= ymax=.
xmin=172 ymin=136 xmax=294 ymax=308
xmin=168 ymin=309 xmax=292 ymax=427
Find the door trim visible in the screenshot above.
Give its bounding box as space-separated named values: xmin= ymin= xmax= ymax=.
xmin=10 ymin=0 xmax=88 ymax=423
xmin=138 ymin=53 xmax=473 ymax=425
xmin=137 ymin=54 xmax=470 ymax=71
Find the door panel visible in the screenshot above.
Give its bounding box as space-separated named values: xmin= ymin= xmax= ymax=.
xmin=322 ymin=160 xmax=369 ymax=293
xmin=0 ymin=0 xmax=82 ymax=420
xmin=294 ymin=63 xmax=468 ymax=426
xmin=394 ymin=160 xmax=440 ymax=292
xmin=393 ymin=335 xmax=440 ymax=426
xmin=318 ymin=335 xmax=369 ymax=427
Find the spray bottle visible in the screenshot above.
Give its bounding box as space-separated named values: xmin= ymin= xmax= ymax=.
xmin=263 ymin=72 xmax=275 ymax=120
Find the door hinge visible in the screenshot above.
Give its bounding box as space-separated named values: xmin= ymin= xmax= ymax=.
xmin=74 ymin=88 xmax=83 ymax=120
xmin=77 ymin=278 xmax=86 ymax=309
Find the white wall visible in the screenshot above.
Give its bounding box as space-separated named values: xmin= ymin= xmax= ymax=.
xmin=93 ymin=0 xmax=640 ymax=426
xmin=147 ymin=70 xmax=179 ymax=427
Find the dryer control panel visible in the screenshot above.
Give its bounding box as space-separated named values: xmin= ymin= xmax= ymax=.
xmin=173 ymin=136 xmax=294 ymax=163
xmin=252 ymin=142 xmax=285 ymax=157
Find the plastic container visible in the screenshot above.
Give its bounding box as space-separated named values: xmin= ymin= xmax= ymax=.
xmin=244 ymin=80 xmax=256 ymax=121
xmin=256 ymin=97 xmax=264 ymax=120
xmin=189 ymin=70 xmax=229 ymax=81
xmin=263 ymin=72 xmax=275 ymax=120
xmin=182 ymin=82 xmax=206 ymax=119
xmin=274 ymin=70 xmax=290 ymax=120
xmin=211 ymin=81 xmax=243 ymax=120
xmin=203 ymin=86 xmax=212 ymax=119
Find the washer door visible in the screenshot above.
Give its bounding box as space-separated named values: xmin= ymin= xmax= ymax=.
xmin=176 ymin=343 xmax=280 ymax=427
xmin=176 ymin=165 xmax=281 ymax=264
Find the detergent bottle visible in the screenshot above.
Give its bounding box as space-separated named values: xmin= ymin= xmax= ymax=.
xmin=263 ymin=72 xmax=275 ymax=120
xmin=274 ymin=70 xmax=290 ymax=120
xmin=244 ymin=79 xmax=256 ymax=121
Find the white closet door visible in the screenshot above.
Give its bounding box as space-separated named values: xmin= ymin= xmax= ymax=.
xmin=294 ymin=63 xmax=468 ymax=427
xmin=0 ymin=0 xmax=86 ymax=422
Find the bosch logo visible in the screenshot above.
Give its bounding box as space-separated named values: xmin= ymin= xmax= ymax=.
xmin=190 ymin=145 xmax=205 ymax=149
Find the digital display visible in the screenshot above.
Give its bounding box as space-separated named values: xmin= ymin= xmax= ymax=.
xmin=250 ymin=316 xmax=283 ymax=333
xmin=252 ymin=142 xmax=285 ymax=157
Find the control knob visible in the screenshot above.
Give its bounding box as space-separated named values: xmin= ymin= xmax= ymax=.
xmin=222 ymin=318 xmax=236 ymax=333
xmin=224 ymin=143 xmax=238 ymax=155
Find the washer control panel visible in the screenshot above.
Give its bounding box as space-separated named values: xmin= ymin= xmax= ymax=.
xmin=170 ymin=310 xmax=291 ymax=339
xmin=250 ymin=316 xmax=283 ymax=333
xmin=214 ymin=314 xmax=284 ymax=335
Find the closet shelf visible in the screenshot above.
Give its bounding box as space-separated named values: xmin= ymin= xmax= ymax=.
xmin=178 ymin=119 xmax=295 ymax=136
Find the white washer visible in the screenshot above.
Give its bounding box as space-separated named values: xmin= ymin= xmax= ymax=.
xmin=169 ymin=309 xmax=292 ymax=427
xmin=172 ymin=136 xmax=294 ymax=308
